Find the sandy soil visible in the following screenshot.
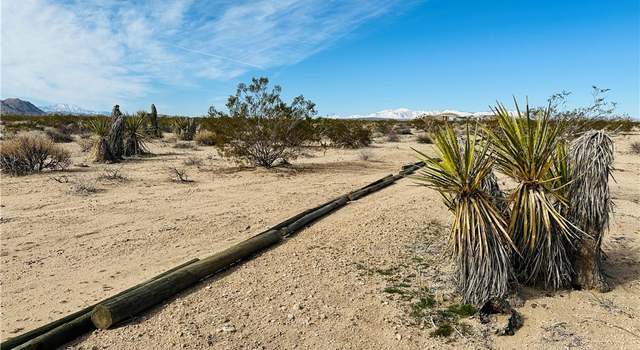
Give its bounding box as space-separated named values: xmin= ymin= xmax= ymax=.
xmin=1 ymin=132 xmax=639 ymax=349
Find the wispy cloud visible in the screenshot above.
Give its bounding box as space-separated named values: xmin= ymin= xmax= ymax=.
xmin=1 ymin=0 xmax=406 ymax=109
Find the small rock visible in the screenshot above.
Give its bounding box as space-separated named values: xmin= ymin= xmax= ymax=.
xmin=219 ymin=324 xmax=236 ymax=333
xmin=287 ymin=314 xmax=295 ymax=321
xmin=396 ymin=334 xmax=402 ymax=340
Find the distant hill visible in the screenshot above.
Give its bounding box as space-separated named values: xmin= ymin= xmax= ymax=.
xmin=1 ymin=98 xmax=46 ymax=115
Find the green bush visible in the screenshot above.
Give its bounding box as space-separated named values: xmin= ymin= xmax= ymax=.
xmin=208 ymin=77 xmax=316 ymax=167
xmin=318 ymin=119 xmax=372 ymax=148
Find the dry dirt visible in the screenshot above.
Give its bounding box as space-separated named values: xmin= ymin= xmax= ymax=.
xmin=1 ymin=132 xmax=639 ymax=349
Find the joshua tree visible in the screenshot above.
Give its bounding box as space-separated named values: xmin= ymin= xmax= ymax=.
xmin=413 ymin=126 xmax=516 ymax=306
xmin=567 ymin=130 xmax=614 ymax=291
xmin=108 ymin=105 xmax=125 ymax=159
xmin=149 ymin=104 xmax=160 ymax=137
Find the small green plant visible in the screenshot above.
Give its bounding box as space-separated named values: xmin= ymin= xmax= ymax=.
xmin=446 ymin=304 xmax=476 ymax=317
xmin=430 ymin=324 xmax=453 ymax=337
xmin=172 ymin=117 xmax=198 ymax=141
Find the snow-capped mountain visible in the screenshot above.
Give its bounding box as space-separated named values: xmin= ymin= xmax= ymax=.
xmin=40 ymin=103 xmax=108 ymax=115
xmin=336 ymin=108 xmax=492 ymax=120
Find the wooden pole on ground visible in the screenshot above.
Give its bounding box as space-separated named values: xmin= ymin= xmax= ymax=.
xmin=91 ymin=229 xmax=282 ymax=330
xmin=3 ymin=258 xmax=199 ymax=350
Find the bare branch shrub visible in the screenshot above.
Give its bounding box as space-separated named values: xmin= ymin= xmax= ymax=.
xmin=631 ymin=141 xmax=640 ymax=154
xmin=97 ymin=166 xmax=127 ymax=182
xmin=0 ymin=134 xmax=71 ymax=175
xmin=386 ymin=130 xmax=400 ymax=142
xmin=168 ymin=167 xmax=192 ymax=183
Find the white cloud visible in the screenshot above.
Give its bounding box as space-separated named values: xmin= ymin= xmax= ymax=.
xmin=1 ymin=0 xmax=405 ymax=109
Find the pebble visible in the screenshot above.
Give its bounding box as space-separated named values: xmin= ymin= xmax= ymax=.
xmin=219 ymin=323 xmax=236 ymax=333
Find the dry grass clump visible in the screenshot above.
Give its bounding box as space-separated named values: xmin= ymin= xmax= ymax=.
xmin=194 ymin=130 xmax=216 ymax=146
xmin=631 ymin=141 xmax=640 ymax=154
xmin=0 ymin=134 xmax=71 ymax=175
xmin=68 ymin=177 xmax=99 ymax=195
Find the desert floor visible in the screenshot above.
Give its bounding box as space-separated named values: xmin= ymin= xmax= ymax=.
xmin=1 ymin=132 xmax=639 ymax=349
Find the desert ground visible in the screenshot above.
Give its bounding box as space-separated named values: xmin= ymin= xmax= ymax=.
xmin=1 ymin=132 xmax=639 ymax=349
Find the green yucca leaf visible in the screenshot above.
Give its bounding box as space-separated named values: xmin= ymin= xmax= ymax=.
xmin=485 ymin=100 xmax=587 ymax=289
xmin=85 ymin=118 xmax=111 ymax=137
xmin=413 ymin=124 xmax=516 ymax=305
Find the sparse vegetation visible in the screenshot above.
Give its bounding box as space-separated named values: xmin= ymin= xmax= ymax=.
xmin=169 ymin=167 xmax=191 ymax=182
xmin=68 ymin=177 xmax=99 ymax=195
xmin=97 ymin=166 xmax=127 ymax=182
xmin=45 ymin=127 xmax=74 ymax=143
xmin=416 ymin=134 xmax=432 ymax=144
xmin=631 ymin=141 xmax=640 ymax=154
xmin=358 ymin=149 xmax=374 ymax=161
xmin=0 ymin=134 xmax=71 ymax=175
xmin=172 ymin=117 xmax=198 ymax=141
xmin=386 ymin=130 xmax=400 ymax=142
xmin=208 ymin=77 xmax=316 ymax=167
xmin=194 ymin=130 xmax=216 ymax=146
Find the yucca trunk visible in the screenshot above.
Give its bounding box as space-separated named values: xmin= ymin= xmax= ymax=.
xmin=567 ymin=130 xmax=614 ymax=291
xmin=108 ymin=105 xmax=125 ymax=159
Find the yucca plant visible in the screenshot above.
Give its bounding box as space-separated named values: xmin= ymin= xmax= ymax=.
xmin=413 ymin=125 xmax=516 ymax=306
xmin=567 ymin=130 xmax=614 ymax=291
xmin=85 ymin=117 xmax=114 ymax=162
xmin=124 ymin=114 xmax=149 ymax=156
xmin=485 ymin=101 xmax=587 ymax=289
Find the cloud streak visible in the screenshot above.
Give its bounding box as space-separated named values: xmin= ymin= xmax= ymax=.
xmin=1 ymin=0 xmax=406 ymax=110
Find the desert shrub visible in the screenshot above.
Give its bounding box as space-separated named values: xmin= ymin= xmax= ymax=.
xmin=168 ymin=167 xmax=191 ymax=182
xmin=319 ymin=119 xmax=372 ymax=148
xmin=194 ymin=130 xmax=216 ymax=146
xmin=124 ymin=114 xmax=149 ymax=156
xmin=172 ymin=117 xmax=198 ymax=141
xmin=97 ymin=166 xmax=127 ymax=182
xmin=77 ymin=138 xmax=93 ymax=152
xmin=394 ymin=124 xmax=413 ymax=135
xmin=416 ymin=134 xmax=433 ymax=144
xmin=386 ymin=130 xmax=400 ymax=142
xmin=631 ymin=142 xmax=640 ymax=154
xmin=0 ymin=134 xmax=71 ymax=175
xmin=45 ymin=127 xmax=74 ymax=143
xmin=208 ymin=77 xmax=316 ymax=167
xmin=68 ymin=177 xmax=99 ymax=195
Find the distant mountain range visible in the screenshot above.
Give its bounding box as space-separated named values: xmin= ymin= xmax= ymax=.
xmin=1 ymin=98 xmax=490 ymax=120
xmin=1 ymin=98 xmax=46 ymax=115
xmin=336 ymin=108 xmax=493 ymax=120
xmin=39 ymin=103 xmax=108 ymax=115
xmin=0 ymin=98 xmax=108 ymax=116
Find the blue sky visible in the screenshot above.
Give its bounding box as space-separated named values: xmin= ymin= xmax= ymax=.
xmin=2 ymin=0 xmax=638 ymax=117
